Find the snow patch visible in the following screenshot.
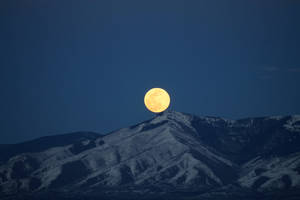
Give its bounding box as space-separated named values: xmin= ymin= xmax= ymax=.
xmin=284 ymin=115 xmax=300 ymax=132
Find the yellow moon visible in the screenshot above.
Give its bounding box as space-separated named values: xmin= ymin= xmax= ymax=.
xmin=144 ymin=88 xmax=170 ymax=113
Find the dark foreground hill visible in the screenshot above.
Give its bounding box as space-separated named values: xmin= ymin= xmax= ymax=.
xmin=1 ymin=111 xmax=300 ymax=200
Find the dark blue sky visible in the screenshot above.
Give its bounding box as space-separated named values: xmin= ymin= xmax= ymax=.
xmin=1 ymin=0 xmax=300 ymax=143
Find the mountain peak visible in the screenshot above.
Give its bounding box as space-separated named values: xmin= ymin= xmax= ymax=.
xmin=152 ymin=110 xmax=193 ymax=123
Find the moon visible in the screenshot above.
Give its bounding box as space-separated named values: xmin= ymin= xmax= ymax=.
xmin=144 ymin=88 xmax=170 ymax=113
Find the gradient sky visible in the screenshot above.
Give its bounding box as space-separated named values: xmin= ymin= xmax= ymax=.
xmin=1 ymin=0 xmax=300 ymax=143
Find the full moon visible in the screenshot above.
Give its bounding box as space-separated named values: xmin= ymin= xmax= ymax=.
xmin=144 ymin=88 xmax=170 ymax=113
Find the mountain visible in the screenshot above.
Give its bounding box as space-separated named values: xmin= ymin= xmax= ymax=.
xmin=0 ymin=111 xmax=300 ymax=200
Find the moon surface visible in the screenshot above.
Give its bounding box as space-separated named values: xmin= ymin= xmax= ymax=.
xmin=144 ymin=88 xmax=170 ymax=113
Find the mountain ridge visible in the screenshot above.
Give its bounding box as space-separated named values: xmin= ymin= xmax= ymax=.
xmin=1 ymin=111 xmax=300 ymax=200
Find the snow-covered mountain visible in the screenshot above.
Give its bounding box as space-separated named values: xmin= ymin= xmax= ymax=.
xmin=1 ymin=111 xmax=300 ymax=200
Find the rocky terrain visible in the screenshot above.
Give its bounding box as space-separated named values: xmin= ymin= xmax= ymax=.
xmin=1 ymin=111 xmax=300 ymax=199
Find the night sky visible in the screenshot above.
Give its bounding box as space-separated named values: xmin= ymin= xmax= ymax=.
xmin=1 ymin=0 xmax=300 ymax=144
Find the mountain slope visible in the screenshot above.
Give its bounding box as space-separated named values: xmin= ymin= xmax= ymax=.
xmin=0 ymin=132 xmax=101 ymax=163
xmin=0 ymin=111 xmax=300 ymax=199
